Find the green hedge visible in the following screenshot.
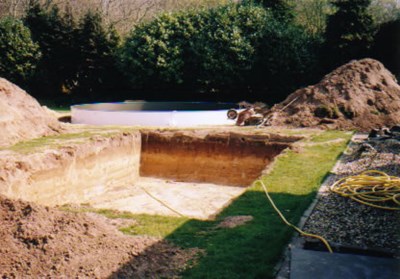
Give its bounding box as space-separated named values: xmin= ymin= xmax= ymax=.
xmin=0 ymin=17 xmax=41 ymax=85
xmin=119 ymin=4 xmax=319 ymax=102
xmin=252 ymin=19 xmax=321 ymax=102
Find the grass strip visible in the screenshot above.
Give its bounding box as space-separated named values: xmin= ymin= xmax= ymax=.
xmin=103 ymin=130 xmax=352 ymax=278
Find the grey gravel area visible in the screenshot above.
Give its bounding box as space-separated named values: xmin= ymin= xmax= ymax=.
xmin=303 ymin=136 xmax=400 ymax=256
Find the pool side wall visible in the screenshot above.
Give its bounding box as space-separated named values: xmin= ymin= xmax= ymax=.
xmin=0 ymin=132 xmax=141 ymax=206
xmin=71 ymin=102 xmax=235 ymax=127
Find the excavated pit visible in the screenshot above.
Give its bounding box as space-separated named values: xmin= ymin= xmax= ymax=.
xmin=140 ymin=131 xmax=293 ymax=186
xmin=0 ymin=130 xmax=301 ymax=219
xmin=86 ymin=131 xmax=300 ymax=219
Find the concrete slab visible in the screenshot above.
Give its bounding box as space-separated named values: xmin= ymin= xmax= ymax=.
xmin=89 ymin=177 xmax=247 ymax=220
xmin=290 ymin=248 xmax=400 ymax=279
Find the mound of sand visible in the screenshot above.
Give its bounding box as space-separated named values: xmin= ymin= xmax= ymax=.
xmin=0 ymin=78 xmax=63 ymax=147
xmin=268 ymin=59 xmax=400 ymax=131
xmin=0 ymin=195 xmax=199 ymax=278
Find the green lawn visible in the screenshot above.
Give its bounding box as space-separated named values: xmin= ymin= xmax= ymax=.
xmin=76 ymin=130 xmax=352 ymax=278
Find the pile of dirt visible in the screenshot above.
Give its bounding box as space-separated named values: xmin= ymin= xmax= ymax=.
xmin=268 ymin=59 xmax=400 ymax=131
xmin=0 ymin=78 xmax=63 ymax=147
xmin=0 ymin=195 xmax=200 ymax=278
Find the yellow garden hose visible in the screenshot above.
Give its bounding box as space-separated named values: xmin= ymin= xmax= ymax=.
xmin=255 ymin=170 xmax=400 ymax=254
xmin=254 ymin=180 xmax=333 ymax=253
xmin=139 ymin=186 xmax=185 ymax=217
xmin=330 ymin=170 xmax=400 ymax=211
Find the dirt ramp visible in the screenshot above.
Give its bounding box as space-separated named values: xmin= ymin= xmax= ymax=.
xmin=269 ymin=59 xmax=400 ymax=131
xmin=0 ymin=195 xmax=199 ymax=278
xmin=0 ymin=78 xmax=63 ymax=147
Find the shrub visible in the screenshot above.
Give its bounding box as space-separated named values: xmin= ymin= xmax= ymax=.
xmin=188 ymin=5 xmax=269 ymax=93
xmin=251 ymin=19 xmax=321 ymax=102
xmin=119 ymin=11 xmax=208 ymax=92
xmin=0 ymin=17 xmax=41 ymax=84
xmin=243 ymin=0 xmax=294 ymax=22
xmin=120 ymin=4 xmax=318 ymax=102
xmin=120 ymin=5 xmax=269 ymax=98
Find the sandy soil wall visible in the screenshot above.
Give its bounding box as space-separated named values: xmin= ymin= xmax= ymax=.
xmin=0 ymin=132 xmax=141 ymax=205
xmin=140 ymin=131 xmax=292 ymax=186
xmin=0 ymin=129 xmax=297 ymax=206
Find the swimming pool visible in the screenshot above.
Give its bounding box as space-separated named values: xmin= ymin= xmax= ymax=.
xmin=71 ymin=101 xmax=237 ymax=127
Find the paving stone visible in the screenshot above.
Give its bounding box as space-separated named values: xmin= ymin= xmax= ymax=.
xmin=290 ymin=248 xmax=400 ymax=279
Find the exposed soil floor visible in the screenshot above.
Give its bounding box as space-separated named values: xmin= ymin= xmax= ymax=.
xmin=89 ymin=177 xmax=247 ymax=219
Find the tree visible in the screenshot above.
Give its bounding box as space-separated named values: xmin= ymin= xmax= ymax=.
xmin=23 ymin=1 xmax=125 ymax=101
xmin=368 ymin=0 xmax=400 ymax=26
xmin=0 ymin=0 xmax=31 ymax=18
xmin=24 ymin=1 xmax=78 ymax=98
xmin=323 ymin=0 xmax=375 ymax=71
xmin=292 ymin=0 xmax=335 ymax=36
xmin=371 ymin=18 xmax=400 ymax=79
xmin=243 ymin=0 xmax=294 ymax=22
xmin=251 ymin=18 xmax=321 ymax=103
xmin=75 ymin=11 xmax=121 ymax=100
xmin=0 ymin=17 xmax=41 ymax=85
xmin=0 ymin=0 xmax=230 ymax=35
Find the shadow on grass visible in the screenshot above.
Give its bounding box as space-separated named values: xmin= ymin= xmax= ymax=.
xmin=109 ymin=190 xmax=318 ymax=279
xmin=107 ymin=131 xmax=352 ymax=278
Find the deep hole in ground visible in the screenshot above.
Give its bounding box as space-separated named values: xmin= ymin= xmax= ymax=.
xmin=90 ymin=131 xmax=300 ymax=219
xmin=140 ymin=131 xmax=293 ymax=186
xmin=0 ymin=130 xmax=301 ymax=219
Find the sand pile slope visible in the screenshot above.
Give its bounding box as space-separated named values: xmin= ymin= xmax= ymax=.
xmin=0 ymin=78 xmax=63 ymax=147
xmin=0 ymin=195 xmax=199 ymax=278
xmin=268 ymin=59 xmax=400 ymax=131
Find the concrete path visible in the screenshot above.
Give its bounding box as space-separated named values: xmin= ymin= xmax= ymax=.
xmin=291 ymin=248 xmax=400 ymax=279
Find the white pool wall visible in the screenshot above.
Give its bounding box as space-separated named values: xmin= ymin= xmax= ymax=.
xmin=71 ymin=102 xmax=236 ymax=127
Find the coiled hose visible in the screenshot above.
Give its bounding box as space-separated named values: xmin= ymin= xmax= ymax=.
xmin=330 ymin=170 xmax=400 ymax=211
xmin=256 ymin=170 xmax=400 ymax=254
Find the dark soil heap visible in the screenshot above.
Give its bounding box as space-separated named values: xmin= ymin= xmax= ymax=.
xmin=0 ymin=195 xmax=199 ymax=278
xmin=269 ymin=59 xmax=400 ymax=131
xmin=0 ymin=78 xmax=63 ymax=147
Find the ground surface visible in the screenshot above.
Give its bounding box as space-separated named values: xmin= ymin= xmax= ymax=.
xmin=0 ymin=194 xmax=200 ymax=278
xmin=303 ymin=135 xmax=400 ymax=257
xmin=290 ymin=248 xmax=399 ymax=279
xmin=89 ymin=177 xmax=247 ymax=219
xmin=1 ymin=58 xmax=398 ymax=277
xmin=269 ymin=59 xmax=400 ymax=131
xmin=0 ymin=127 xmax=351 ymax=278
